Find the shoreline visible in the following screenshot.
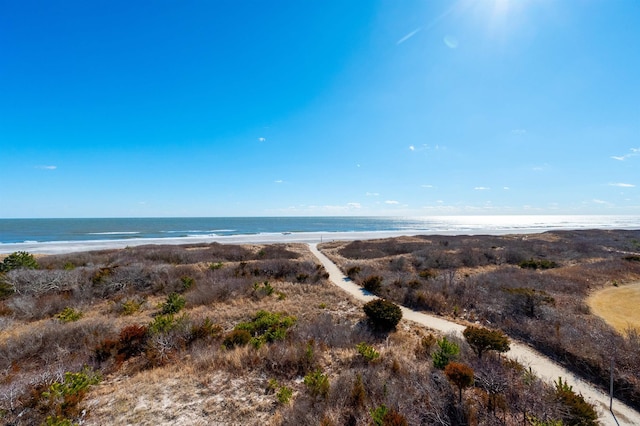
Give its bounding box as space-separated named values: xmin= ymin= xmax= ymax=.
xmin=0 ymin=226 xmax=611 ymax=255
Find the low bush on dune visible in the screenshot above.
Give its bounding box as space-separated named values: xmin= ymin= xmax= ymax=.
xmin=363 ymin=299 xmax=402 ymax=332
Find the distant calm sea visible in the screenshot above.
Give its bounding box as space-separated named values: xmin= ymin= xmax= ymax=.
xmin=1 ymin=215 xmax=639 ymax=245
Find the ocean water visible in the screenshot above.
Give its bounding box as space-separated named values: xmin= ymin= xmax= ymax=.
xmin=1 ymin=215 xmax=639 ymax=254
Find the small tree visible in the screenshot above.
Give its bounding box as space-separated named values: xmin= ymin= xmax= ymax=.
xmin=363 ymin=299 xmax=402 ymax=332
xmin=432 ymin=336 xmax=460 ymax=369
xmin=463 ymin=326 xmax=510 ymax=359
xmin=444 ymin=362 xmax=474 ymax=403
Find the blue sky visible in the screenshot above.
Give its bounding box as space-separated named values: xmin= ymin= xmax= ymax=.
xmin=1 ymin=0 xmax=639 ymax=218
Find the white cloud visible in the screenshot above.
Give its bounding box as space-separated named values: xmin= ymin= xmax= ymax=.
xmin=611 ymin=148 xmax=639 ymax=161
xmin=397 ymin=28 xmax=421 ymax=45
xmin=35 ymin=165 xmax=57 ymax=170
xmin=409 ymin=145 xmax=415 ymax=151
xmin=366 ymin=192 xmax=379 ymax=196
xmin=474 ymin=186 xmax=490 ymax=190
xmin=385 ymin=200 xmax=399 ymax=205
xmin=347 ymin=202 xmax=362 ymax=209
xmin=421 ymin=184 xmax=434 ymax=188
xmin=274 ymin=180 xmax=283 ymax=184
xmin=592 ymin=199 xmax=609 ymax=205
xmin=609 ymin=183 xmax=635 ymax=188
xmin=503 ymin=187 xmax=510 ymax=190
xmin=258 ymin=137 xmax=266 ymax=142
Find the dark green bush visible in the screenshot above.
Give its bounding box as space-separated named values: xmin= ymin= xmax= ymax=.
xmin=362 ymin=275 xmax=383 ymax=294
xmin=0 ymin=251 xmax=39 ymax=272
xmin=463 ymin=326 xmax=510 ymax=359
xmin=554 ymin=377 xmax=598 ymax=425
xmin=518 ymin=258 xmax=558 ymax=270
xmin=363 ymin=299 xmax=402 ymax=332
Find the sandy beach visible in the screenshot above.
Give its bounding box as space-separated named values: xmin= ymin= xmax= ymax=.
xmin=0 ymin=228 xmax=555 ymax=255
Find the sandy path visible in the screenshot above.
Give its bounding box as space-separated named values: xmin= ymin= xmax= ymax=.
xmin=308 ymin=243 xmax=640 ymax=426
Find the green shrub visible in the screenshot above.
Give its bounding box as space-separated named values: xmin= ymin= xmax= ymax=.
xmin=266 ymin=378 xmax=294 ymax=404
xmin=0 ymin=251 xmax=38 ymax=272
xmin=432 ymin=336 xmax=459 ymax=369
xmin=362 ymin=275 xmax=383 ymax=293
xmin=363 ymin=299 xmax=402 ymax=332
xmin=160 ymin=292 xmax=186 ymax=315
xmin=356 ymin=342 xmax=380 ymax=362
xmin=180 ymin=275 xmax=195 ymax=290
xmin=554 ymin=377 xmax=598 ymax=426
xmin=43 ymin=367 xmax=101 ymax=418
xmin=304 ymin=369 xmax=329 ymax=399
xmin=222 ymin=329 xmax=252 ymax=349
xmin=519 ymin=258 xmax=558 ymax=270
xmin=55 ymin=307 xmax=83 ymax=323
xmin=148 ymin=313 xmax=188 ymax=335
xmin=209 ymin=262 xmax=224 ymax=270
xmin=277 ymin=385 xmax=293 ymax=404
xmin=235 ymin=310 xmax=296 ymax=348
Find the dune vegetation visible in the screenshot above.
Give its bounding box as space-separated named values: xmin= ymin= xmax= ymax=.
xmin=0 ymin=231 xmax=638 ymax=425
xmin=320 ymin=230 xmax=640 ymax=414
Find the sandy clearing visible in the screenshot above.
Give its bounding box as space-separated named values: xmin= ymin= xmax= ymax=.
xmin=308 ymin=243 xmax=640 ymax=426
xmin=588 ymin=282 xmax=640 ymax=334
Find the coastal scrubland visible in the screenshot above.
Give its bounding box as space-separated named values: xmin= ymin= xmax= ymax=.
xmin=320 ymin=230 xmax=640 ymax=414
xmin=0 ymin=231 xmax=637 ymax=425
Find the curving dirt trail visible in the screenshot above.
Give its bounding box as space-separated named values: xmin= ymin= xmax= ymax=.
xmin=308 ymin=243 xmax=640 ymax=426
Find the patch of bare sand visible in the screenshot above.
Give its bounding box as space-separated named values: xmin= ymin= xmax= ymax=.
xmin=587 ymin=282 xmax=640 ymax=334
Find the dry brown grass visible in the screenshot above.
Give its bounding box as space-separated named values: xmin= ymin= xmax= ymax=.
xmin=85 ymin=362 xmax=278 ymax=426
xmin=588 ymin=282 xmax=640 ymax=334
xmin=2 ymin=237 xmax=628 ymax=425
